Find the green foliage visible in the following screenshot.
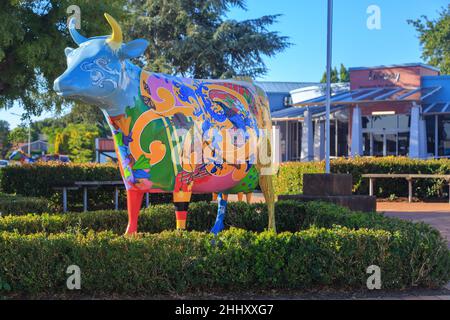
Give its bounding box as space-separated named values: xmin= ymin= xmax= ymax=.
xmin=0 ymin=0 xmax=125 ymax=114
xmin=8 ymin=126 xmax=30 ymax=147
xmin=273 ymin=162 xmax=325 ymax=195
xmin=0 ymin=163 xmax=210 ymax=210
xmin=408 ymin=5 xmax=450 ymax=75
xmin=0 ymin=193 xmax=52 ymax=216
xmin=339 ymin=63 xmax=350 ymax=82
xmin=0 ymin=120 xmax=10 ymax=158
xmin=125 ymin=0 xmax=290 ymax=79
xmin=0 ymin=201 xmax=448 ymax=293
xmin=320 ymin=66 xmax=340 ymax=83
xmin=0 ymin=162 xmax=121 ymax=197
xmin=44 ymin=123 xmax=100 ymax=162
xmin=274 ymin=157 xmax=450 ymax=199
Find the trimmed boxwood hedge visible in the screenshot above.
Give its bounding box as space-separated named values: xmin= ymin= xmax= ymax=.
xmin=0 ymin=194 xmax=53 ymax=216
xmin=275 ymin=157 xmax=450 ymax=199
xmin=0 ymin=201 xmax=449 ymax=294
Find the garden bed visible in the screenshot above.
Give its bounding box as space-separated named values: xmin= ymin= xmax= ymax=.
xmin=0 ymin=201 xmax=449 ymax=295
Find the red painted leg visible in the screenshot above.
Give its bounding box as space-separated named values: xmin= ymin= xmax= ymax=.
xmin=125 ymin=190 xmax=144 ymax=235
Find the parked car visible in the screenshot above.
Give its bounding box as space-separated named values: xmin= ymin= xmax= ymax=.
xmin=0 ymin=160 xmax=9 ymax=168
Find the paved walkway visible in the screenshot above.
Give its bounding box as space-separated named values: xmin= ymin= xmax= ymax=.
xmin=378 ymin=202 xmax=450 ymax=248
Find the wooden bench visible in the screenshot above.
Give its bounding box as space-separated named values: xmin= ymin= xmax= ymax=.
xmin=362 ymin=174 xmax=450 ymax=203
xmin=54 ymin=181 xmax=152 ymax=212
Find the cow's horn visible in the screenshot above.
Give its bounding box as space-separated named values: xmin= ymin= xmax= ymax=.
xmin=105 ymin=13 xmax=123 ymax=49
xmin=68 ymin=17 xmax=88 ymax=45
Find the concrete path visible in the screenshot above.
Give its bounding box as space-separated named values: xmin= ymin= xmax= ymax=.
xmin=378 ymin=202 xmax=450 ymax=248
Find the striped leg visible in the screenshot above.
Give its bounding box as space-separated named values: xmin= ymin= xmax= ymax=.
xmin=173 ymin=191 xmax=192 ymax=230
xmin=211 ymin=194 xmax=228 ymax=235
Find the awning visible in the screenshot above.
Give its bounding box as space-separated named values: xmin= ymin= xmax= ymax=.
xmin=423 ymin=102 xmax=450 ymax=114
xmin=271 ymin=105 xmax=346 ymax=121
xmin=293 ymin=86 xmax=441 ymax=107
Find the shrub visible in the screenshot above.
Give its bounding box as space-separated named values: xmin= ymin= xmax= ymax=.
xmin=273 ymin=162 xmax=324 ymax=195
xmin=0 ymin=200 xmax=449 ymax=293
xmin=0 ymin=194 xmax=53 ymax=216
xmin=274 ymin=157 xmax=450 ymax=199
xmin=0 ymin=162 xmax=120 ymax=198
xmin=0 ymin=163 xmax=210 ymax=210
xmin=0 ymin=225 xmax=448 ymax=294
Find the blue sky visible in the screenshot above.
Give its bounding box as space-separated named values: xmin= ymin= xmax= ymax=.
xmin=1 ymin=0 xmax=448 ymax=128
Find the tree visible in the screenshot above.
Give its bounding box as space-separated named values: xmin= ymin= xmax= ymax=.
xmin=44 ymin=123 xmax=99 ymax=162
xmin=320 ymin=66 xmax=340 ymax=83
xmin=0 ymin=120 xmax=10 ymax=158
xmin=408 ymin=5 xmax=450 ymax=75
xmin=8 ymin=126 xmax=29 ymax=147
xmin=0 ymin=0 xmax=125 ymax=115
xmin=124 ymin=0 xmax=290 ymax=79
xmin=339 ymin=64 xmax=350 ymax=82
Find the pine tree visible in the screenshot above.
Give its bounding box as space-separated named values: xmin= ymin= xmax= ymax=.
xmin=124 ymin=0 xmax=290 ymax=79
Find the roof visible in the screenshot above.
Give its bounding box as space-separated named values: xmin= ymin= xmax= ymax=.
xmin=349 ymin=63 xmax=440 ymax=72
xmin=293 ymin=86 xmax=442 ymax=107
xmin=256 ymin=81 xmax=317 ymax=94
xmin=271 ymin=105 xmax=346 ymax=121
xmin=423 ymin=102 xmax=450 ymax=114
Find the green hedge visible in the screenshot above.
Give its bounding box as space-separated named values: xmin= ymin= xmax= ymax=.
xmin=0 ymin=163 xmax=210 ymax=209
xmin=0 ymin=194 xmax=53 ymax=216
xmin=0 ymin=201 xmax=448 ymax=293
xmin=275 ymin=157 xmax=450 ymax=199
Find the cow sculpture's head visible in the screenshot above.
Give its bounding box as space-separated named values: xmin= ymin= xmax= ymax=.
xmin=54 ymin=14 xmax=149 ymax=114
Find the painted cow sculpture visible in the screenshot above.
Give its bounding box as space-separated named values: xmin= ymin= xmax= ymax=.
xmin=54 ymin=14 xmax=276 ymax=235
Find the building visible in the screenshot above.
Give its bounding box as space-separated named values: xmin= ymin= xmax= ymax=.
xmin=18 ymin=140 xmax=49 ymax=155
xmin=272 ymin=63 xmax=449 ymax=162
xmin=95 ymin=138 xmax=117 ymax=163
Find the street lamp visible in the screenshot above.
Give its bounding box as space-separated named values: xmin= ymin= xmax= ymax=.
xmin=325 ymin=0 xmax=333 ymax=173
xmin=10 ymin=112 xmax=32 ymax=156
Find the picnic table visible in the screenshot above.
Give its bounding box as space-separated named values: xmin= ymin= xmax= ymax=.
xmin=362 ymin=174 xmax=450 ymax=203
xmin=54 ymin=181 xmax=151 ymax=212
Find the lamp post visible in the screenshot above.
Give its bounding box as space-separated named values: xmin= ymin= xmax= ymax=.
xmin=325 ymin=0 xmax=333 ymax=173
xmin=10 ymin=112 xmax=32 ymax=155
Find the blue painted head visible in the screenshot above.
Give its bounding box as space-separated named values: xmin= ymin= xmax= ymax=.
xmin=54 ymin=14 xmax=149 ymax=114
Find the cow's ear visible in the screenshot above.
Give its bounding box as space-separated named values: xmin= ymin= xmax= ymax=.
xmin=65 ymin=47 xmax=74 ymax=57
xmin=118 ymin=39 xmax=149 ymax=60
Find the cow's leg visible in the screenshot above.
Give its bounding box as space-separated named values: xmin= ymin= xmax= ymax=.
xmin=237 ymin=192 xmax=244 ymax=202
xmin=245 ymin=193 xmax=253 ymax=204
xmin=211 ymin=193 xmax=228 ymax=235
xmin=125 ymin=190 xmax=144 ymax=235
xmin=173 ymin=191 xmax=192 ymax=230
xmin=259 ymin=174 xmax=276 ymax=232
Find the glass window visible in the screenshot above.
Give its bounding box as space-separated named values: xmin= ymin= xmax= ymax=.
xmin=438 ymin=115 xmax=450 ymax=157
xmin=362 ymin=116 xmax=371 ymax=129
xmin=398 ymin=115 xmax=410 ymax=130
xmin=372 ymin=134 xmax=384 ymax=156
xmin=372 ymin=115 xmax=398 ymax=130
xmin=278 ymin=122 xmax=287 ymax=162
xmin=386 ymin=134 xmax=397 ymax=156
xmin=337 ymin=119 xmax=348 ymax=157
xmin=398 ymin=132 xmax=409 ymax=156
xmin=425 ymin=116 xmax=436 ymax=156
xmin=363 ymin=133 xmax=371 ymax=156
xmin=330 ymin=120 xmax=336 ymax=157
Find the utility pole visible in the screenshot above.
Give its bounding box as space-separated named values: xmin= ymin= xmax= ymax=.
xmin=325 ymin=0 xmax=333 ymax=173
